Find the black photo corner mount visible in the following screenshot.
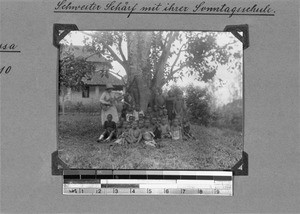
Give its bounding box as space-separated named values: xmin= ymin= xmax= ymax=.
xmin=52 ymin=151 xmax=66 ymax=175
xmin=231 ymin=152 xmax=248 ymax=176
xmin=53 ymin=23 xmax=79 ymax=48
xmin=224 ymin=24 xmax=249 ymax=49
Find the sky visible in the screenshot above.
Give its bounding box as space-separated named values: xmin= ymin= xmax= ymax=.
xmin=61 ymin=31 xmax=243 ymax=107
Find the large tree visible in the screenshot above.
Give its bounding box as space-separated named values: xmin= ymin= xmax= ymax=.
xmin=80 ymin=31 xmax=240 ymax=111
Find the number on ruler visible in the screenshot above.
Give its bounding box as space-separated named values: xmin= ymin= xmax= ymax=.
xmin=113 ymin=188 xmax=118 ymax=194
xmin=181 ymin=189 xmax=186 ymax=194
xmin=69 ymin=189 xmax=77 ymax=193
xmin=198 ymin=189 xmax=203 ymax=194
xmin=96 ymin=189 xmax=101 ymax=193
xmin=147 ymin=189 xmax=152 ymax=194
xmin=130 ymin=189 xmax=135 ymax=193
xmin=80 ymin=189 xmax=84 ymax=193
xmin=165 ymin=189 xmax=169 ymax=194
xmin=214 ymin=189 xmax=219 ymax=194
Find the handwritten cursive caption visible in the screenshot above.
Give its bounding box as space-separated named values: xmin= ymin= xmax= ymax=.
xmin=54 ymin=0 xmax=276 ymax=18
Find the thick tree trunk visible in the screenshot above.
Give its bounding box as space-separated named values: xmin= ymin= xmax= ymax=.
xmin=126 ymin=32 xmax=153 ymax=111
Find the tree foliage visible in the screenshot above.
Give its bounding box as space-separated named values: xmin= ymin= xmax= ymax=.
xmin=59 ymin=46 xmax=96 ymax=90
xmin=185 ymin=33 xmax=231 ymax=82
xmin=185 ymin=84 xmax=212 ymax=126
xmin=212 ymin=99 xmax=243 ymax=132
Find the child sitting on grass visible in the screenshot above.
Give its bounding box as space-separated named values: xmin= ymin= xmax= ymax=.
xmin=160 ymin=117 xmax=171 ymax=139
xmin=116 ymin=121 xmax=122 ymax=133
xmin=97 ymin=114 xmax=117 ymax=143
xmin=138 ymin=119 xmax=144 ymax=130
xmin=126 ymin=106 xmax=134 ymax=122
xmin=122 ymin=121 xmax=129 ymax=132
xmin=162 ymin=108 xmax=168 ymax=118
xmin=170 ymin=118 xmax=182 ymax=141
xmin=142 ymin=119 xmax=157 ymax=147
xmin=151 ymin=117 xmax=162 ymax=139
xmin=114 ymin=121 xmax=131 ymax=146
xmin=152 ymin=104 xmax=159 ymax=118
xmin=144 ymin=115 xmax=151 ymax=125
xmin=144 ymin=106 xmax=152 ymax=118
xmin=123 ymin=122 xmax=132 ymax=140
xmin=158 ymin=109 xmax=164 ymax=118
xmin=127 ymin=120 xmax=143 ymax=144
xmin=113 ymin=121 xmax=126 ymax=145
xmin=128 ymin=115 xmax=135 ymax=124
xmin=138 ymin=113 xmax=144 ymax=121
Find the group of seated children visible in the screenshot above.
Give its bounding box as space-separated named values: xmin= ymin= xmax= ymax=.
xmin=97 ymin=104 xmax=195 ymax=147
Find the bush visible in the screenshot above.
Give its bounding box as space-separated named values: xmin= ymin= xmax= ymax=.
xmin=185 ymin=85 xmax=213 ymax=126
xmin=211 ymin=99 xmax=243 ymax=132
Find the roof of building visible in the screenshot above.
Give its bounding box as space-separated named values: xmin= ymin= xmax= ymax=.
xmin=84 ymin=71 xmax=124 ymax=87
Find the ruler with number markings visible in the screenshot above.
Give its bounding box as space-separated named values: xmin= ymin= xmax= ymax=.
xmin=63 ymin=170 xmax=233 ymax=196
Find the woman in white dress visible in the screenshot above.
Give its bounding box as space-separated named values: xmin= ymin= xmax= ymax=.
xmin=100 ymin=83 xmax=120 ymax=125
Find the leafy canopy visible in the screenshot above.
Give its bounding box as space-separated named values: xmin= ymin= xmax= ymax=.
xmin=81 ymin=31 xmax=240 ymax=87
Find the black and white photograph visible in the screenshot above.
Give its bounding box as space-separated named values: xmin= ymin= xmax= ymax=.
xmin=58 ymin=30 xmax=243 ymax=170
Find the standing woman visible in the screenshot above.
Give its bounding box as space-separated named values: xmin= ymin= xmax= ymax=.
xmin=100 ymin=83 xmax=119 ymax=125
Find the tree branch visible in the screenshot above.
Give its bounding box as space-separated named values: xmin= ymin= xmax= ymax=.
xmin=166 ymin=62 xmax=187 ymax=82
xmin=101 ymin=43 xmax=130 ymax=78
xmin=170 ymin=44 xmax=185 ymax=74
xmin=172 ymin=63 xmax=187 ymax=73
xmin=108 ymin=70 xmax=127 ymax=84
xmin=118 ymin=34 xmax=127 ymax=62
xmin=103 ymin=44 xmax=122 ymax=63
xmin=83 ymin=52 xmax=98 ymax=60
xmin=158 ymin=32 xmax=178 ymax=68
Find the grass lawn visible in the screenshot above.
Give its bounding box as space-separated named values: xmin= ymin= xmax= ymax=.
xmin=57 ymin=113 xmax=243 ymax=170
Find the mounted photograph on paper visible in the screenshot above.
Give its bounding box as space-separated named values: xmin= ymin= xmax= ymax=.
xmin=57 ymin=30 xmax=243 ymax=170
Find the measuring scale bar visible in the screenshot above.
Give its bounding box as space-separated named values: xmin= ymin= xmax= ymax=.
xmin=63 ymin=179 xmax=232 ymax=196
